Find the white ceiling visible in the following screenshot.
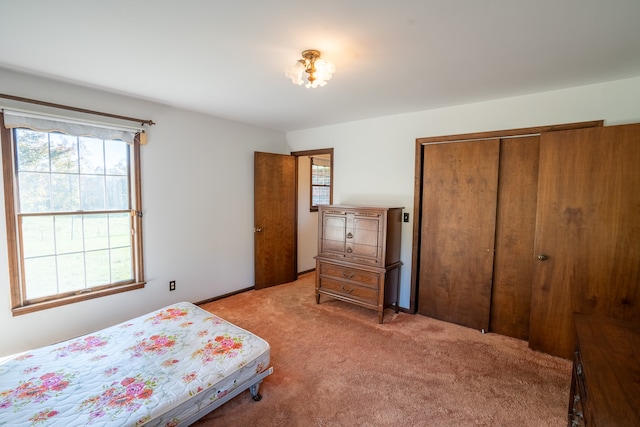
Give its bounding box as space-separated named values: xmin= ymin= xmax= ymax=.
xmin=1 ymin=1 xmax=640 ymax=132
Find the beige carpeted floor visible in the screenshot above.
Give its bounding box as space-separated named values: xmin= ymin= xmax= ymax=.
xmin=196 ymin=272 xmax=571 ymax=426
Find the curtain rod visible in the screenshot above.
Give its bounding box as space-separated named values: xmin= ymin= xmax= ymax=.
xmin=0 ymin=93 xmax=155 ymax=126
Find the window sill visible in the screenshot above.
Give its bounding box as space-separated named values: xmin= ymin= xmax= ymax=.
xmin=11 ymin=282 xmax=146 ymax=316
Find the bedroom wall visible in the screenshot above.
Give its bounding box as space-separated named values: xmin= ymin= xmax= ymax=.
xmin=296 ymin=155 xmax=318 ymax=273
xmin=287 ymin=76 xmax=640 ymax=308
xmin=0 ymin=68 xmax=287 ymax=357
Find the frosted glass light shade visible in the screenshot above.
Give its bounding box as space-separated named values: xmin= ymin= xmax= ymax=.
xmin=284 ymin=61 xmax=306 ymax=86
xmin=284 ymin=50 xmax=335 ymax=89
xmin=308 ymin=59 xmax=335 ymax=88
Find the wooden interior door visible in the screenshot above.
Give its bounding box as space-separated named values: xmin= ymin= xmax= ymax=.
xmin=418 ymin=139 xmax=500 ymax=331
xmin=529 ymin=124 xmax=640 ymax=358
xmin=254 ymin=152 xmax=297 ymax=289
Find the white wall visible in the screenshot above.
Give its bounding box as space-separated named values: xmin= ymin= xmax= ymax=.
xmin=287 ymin=76 xmax=640 ymax=308
xmin=296 ymin=155 xmax=318 ymax=273
xmin=0 ymin=68 xmax=286 ymax=357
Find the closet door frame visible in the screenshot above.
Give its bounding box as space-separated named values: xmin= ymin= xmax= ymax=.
xmin=409 ymin=121 xmax=604 ymax=315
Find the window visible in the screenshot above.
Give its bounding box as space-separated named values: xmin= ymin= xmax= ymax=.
xmin=1 ymin=113 xmax=144 ymax=315
xmin=310 ymin=154 xmax=332 ymax=211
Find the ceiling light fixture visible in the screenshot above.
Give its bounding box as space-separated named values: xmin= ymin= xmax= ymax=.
xmin=285 ymin=49 xmax=335 ymax=89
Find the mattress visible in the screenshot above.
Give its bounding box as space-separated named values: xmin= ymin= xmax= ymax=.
xmin=0 ymin=302 xmax=271 ymax=426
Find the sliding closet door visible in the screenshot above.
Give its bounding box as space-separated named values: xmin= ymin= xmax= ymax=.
xmin=418 ymin=139 xmax=500 ymax=331
xmin=529 ymin=124 xmax=640 ymax=358
xmin=490 ymin=136 xmax=540 ymax=340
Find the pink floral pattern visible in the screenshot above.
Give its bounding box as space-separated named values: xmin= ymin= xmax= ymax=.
xmin=79 ymin=375 xmax=156 ymax=422
xmin=0 ymin=371 xmax=73 ymax=412
xmin=29 ymin=408 xmax=59 ymax=424
xmin=53 ymin=335 xmax=108 ymax=358
xmin=192 ymin=334 xmax=244 ymax=364
xmin=127 ymin=334 xmax=177 ymax=357
xmin=146 ymin=307 xmax=188 ymax=325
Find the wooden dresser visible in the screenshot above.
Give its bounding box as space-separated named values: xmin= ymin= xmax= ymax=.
xmin=315 ymin=205 xmax=403 ymax=323
xmin=568 ymin=314 xmax=640 ymax=427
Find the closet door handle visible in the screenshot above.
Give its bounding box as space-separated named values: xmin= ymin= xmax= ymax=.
xmin=536 ymin=254 xmax=548 ymax=261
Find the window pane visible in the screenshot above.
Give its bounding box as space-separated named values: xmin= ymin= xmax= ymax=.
xmin=105 ymin=140 xmax=128 ymax=175
xmin=16 ymin=129 xmax=50 ymax=172
xmin=57 ymin=252 xmax=85 ymax=293
xmin=80 ymin=175 xmax=106 ymax=210
xmin=55 ymin=215 xmax=84 ymax=254
xmin=109 ymin=213 xmax=131 ymax=247
xmin=86 ymin=250 xmax=111 ymax=287
xmin=106 ymin=176 xmax=129 ymax=210
xmin=313 ymin=186 xmax=331 ymax=205
xmin=50 ymin=133 xmax=79 ymax=173
xmin=22 ymin=216 xmax=56 ymax=258
xmin=79 ymin=137 xmax=105 ymax=174
xmin=18 ymin=172 xmax=51 ymax=213
xmin=111 ymin=247 xmax=133 ymax=282
xmin=84 ymin=214 xmax=109 ymax=251
xmin=24 ymin=256 xmax=57 ymax=299
xmin=312 ymin=164 xmax=331 ymax=185
xmin=51 ymin=173 xmax=80 ymax=211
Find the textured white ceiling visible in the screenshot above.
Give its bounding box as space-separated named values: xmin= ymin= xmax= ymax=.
xmin=1 ymin=0 xmax=639 ymax=132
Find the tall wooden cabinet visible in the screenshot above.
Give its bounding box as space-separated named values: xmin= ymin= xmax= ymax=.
xmin=315 ymin=205 xmax=403 ymax=323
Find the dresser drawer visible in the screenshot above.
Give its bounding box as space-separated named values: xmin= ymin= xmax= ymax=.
xmin=318 ymin=262 xmax=379 ymax=288
xmin=318 ymin=276 xmax=378 ymax=305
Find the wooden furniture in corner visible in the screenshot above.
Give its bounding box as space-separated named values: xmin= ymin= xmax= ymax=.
xmin=568 ymin=314 xmax=640 ymax=427
xmin=315 ymin=205 xmax=403 ymax=323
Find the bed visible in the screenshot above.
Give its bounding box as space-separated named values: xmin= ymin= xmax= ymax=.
xmin=0 ymin=302 xmax=272 ymax=426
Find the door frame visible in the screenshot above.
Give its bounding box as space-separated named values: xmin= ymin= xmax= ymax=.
xmin=409 ymin=121 xmax=604 ymax=314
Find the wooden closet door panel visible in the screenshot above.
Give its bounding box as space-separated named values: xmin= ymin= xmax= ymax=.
xmin=529 ymin=124 xmax=640 ymax=359
xmin=490 ymin=136 xmax=540 ymax=340
xmin=418 ymin=139 xmax=500 ymax=331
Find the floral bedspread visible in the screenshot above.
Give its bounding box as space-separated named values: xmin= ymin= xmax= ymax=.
xmin=0 ymin=302 xmax=270 ymax=426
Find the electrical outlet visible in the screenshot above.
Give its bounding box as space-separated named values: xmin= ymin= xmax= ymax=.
xmin=169 ymin=281 xmax=176 ymax=291
xmin=403 ymin=212 xmax=410 ymax=222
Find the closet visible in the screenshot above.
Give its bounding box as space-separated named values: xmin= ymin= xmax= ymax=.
xmin=413 ymin=121 xmax=640 ymax=359
xmin=417 ymin=135 xmax=537 ymax=338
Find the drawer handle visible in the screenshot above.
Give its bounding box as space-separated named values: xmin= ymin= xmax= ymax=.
xmin=346 ymin=232 xmax=353 ymax=239
xmin=346 ymin=247 xmax=353 ymax=253
xmin=342 ymin=272 xmax=354 ymax=279
xmin=341 ymin=284 xmax=354 ymax=294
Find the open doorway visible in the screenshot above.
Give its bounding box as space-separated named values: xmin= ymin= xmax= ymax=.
xmin=292 ymin=148 xmax=333 ymax=274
